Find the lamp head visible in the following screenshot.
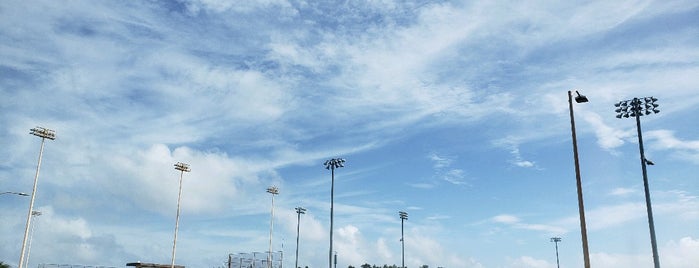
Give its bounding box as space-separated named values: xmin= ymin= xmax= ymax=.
xmin=574 ymin=91 xmax=588 ymax=103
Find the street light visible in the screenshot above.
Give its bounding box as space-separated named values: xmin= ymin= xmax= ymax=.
xmin=324 ymin=158 xmax=345 ymax=268
xmin=25 ymin=211 xmax=42 ymax=268
xmin=295 ymin=207 xmax=306 ymax=268
xmin=615 ymin=96 xmax=661 ymax=268
xmin=1 ymin=191 xmax=29 ymax=196
xmin=19 ymin=126 xmax=55 ymax=268
xmin=399 ymin=211 xmax=408 ymax=268
xmin=171 ymin=162 xmax=191 ymax=268
xmin=567 ymin=90 xmax=591 ymax=268
xmin=550 ymin=237 xmax=562 ymax=268
xmin=267 ymin=186 xmax=279 ymax=268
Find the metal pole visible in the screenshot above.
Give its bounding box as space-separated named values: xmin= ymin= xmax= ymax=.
xmin=171 ymin=169 xmax=185 ymax=268
xmin=267 ymin=187 xmax=278 ymax=268
xmin=634 ymin=106 xmax=660 ymax=268
xmin=18 ymin=136 xmax=47 ymax=268
xmin=568 ymin=90 xmax=591 ymax=268
xmin=295 ymin=208 xmax=305 ymax=268
xmin=329 ymin=167 xmax=334 ymax=268
xmin=553 ymin=238 xmax=561 ymax=268
xmin=401 ymin=217 xmax=405 ymax=268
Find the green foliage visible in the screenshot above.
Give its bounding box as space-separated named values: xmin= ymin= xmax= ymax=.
xmin=0 ymin=262 xmax=11 ymax=268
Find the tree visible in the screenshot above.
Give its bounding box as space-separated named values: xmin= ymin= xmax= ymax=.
xmin=0 ymin=262 xmax=11 ymax=268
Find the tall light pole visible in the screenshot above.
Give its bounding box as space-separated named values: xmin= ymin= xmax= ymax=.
xmin=267 ymin=186 xmax=279 ymax=268
xmin=19 ymin=126 xmax=55 ymax=268
xmin=615 ymin=97 xmax=661 ymax=268
xmin=324 ymin=158 xmax=345 ymax=268
xmin=567 ymin=90 xmax=591 ymax=268
xmin=171 ymin=162 xmax=191 ymax=268
xmin=399 ymin=211 xmax=408 ymax=268
xmin=295 ymin=207 xmax=306 ymax=268
xmin=26 ymin=211 xmax=42 ymax=267
xmin=550 ymin=237 xmax=562 ymax=268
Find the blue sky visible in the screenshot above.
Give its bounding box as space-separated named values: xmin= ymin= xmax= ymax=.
xmin=1 ymin=1 xmax=698 ymax=268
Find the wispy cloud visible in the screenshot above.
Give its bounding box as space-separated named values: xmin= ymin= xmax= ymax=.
xmin=427 ymin=152 xmax=469 ymax=186
xmin=491 ymin=214 xmax=567 ymax=235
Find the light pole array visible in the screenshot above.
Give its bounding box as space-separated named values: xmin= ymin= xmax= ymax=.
xmin=550 ymin=237 xmax=562 ymax=268
xmin=26 ymin=211 xmax=42 ymax=267
xmin=171 ymin=162 xmax=191 ymax=268
xmin=399 ymin=211 xmax=408 ymax=268
xmin=19 ymin=126 xmax=55 ymax=268
xmin=324 ymin=158 xmax=345 ymax=268
xmin=295 ymin=207 xmax=306 ymax=268
xmin=615 ymin=96 xmax=661 ymax=268
xmin=267 ymin=186 xmax=279 ymax=268
xmin=567 ymin=90 xmax=591 ymax=268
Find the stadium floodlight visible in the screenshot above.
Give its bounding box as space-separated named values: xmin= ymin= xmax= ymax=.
xmin=550 ymin=237 xmax=562 ymax=268
xmin=324 ymin=158 xmax=345 ymax=268
xmin=614 ymin=97 xmax=661 ymax=268
xmin=399 ymin=211 xmax=408 ymax=268
xmin=266 ymin=186 xmax=279 ymax=268
xmin=295 ymin=207 xmax=307 ymax=268
xmin=19 ymin=126 xmax=55 ymax=268
xmin=171 ymin=162 xmax=191 ymax=268
xmin=25 ymin=211 xmax=42 ymax=267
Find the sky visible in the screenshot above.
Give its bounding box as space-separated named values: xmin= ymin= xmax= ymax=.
xmin=1 ymin=1 xmax=698 ymax=268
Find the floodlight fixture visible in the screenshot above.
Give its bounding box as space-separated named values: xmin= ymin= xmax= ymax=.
xmin=614 ymin=96 xmax=661 ymax=268
xmin=324 ymin=158 xmax=345 ymax=170
xmin=174 ymin=162 xmax=191 ymax=172
xmin=30 ymin=127 xmax=56 ymax=140
xmin=266 ymin=186 xmax=279 ymax=195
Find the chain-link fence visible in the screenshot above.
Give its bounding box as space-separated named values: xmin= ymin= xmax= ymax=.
xmin=226 ymin=251 xmax=283 ymax=268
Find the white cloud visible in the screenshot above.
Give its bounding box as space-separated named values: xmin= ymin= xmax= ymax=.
xmin=609 ymin=187 xmax=637 ymax=197
xmin=492 ymin=214 xmax=567 ymax=235
xmin=493 ymin=214 xmax=520 ymax=224
xmin=507 ymin=256 xmax=555 ymax=268
xmin=582 ymin=112 xmax=632 ymax=151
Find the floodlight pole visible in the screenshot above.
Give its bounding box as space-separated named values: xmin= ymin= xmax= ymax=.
xmin=171 ymin=162 xmax=191 ymax=268
xmin=567 ymin=90 xmax=591 ymax=268
xmin=399 ymin=211 xmax=408 ymax=268
xmin=295 ymin=207 xmax=306 ymax=268
xmin=267 ymin=186 xmax=279 ymax=268
xmin=551 ymin=237 xmax=562 ymax=268
xmin=19 ymin=127 xmax=55 ymax=268
xmin=25 ymin=211 xmax=42 ymax=267
xmin=615 ymin=97 xmax=661 ymax=268
xmin=324 ymin=158 xmax=345 ymax=268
